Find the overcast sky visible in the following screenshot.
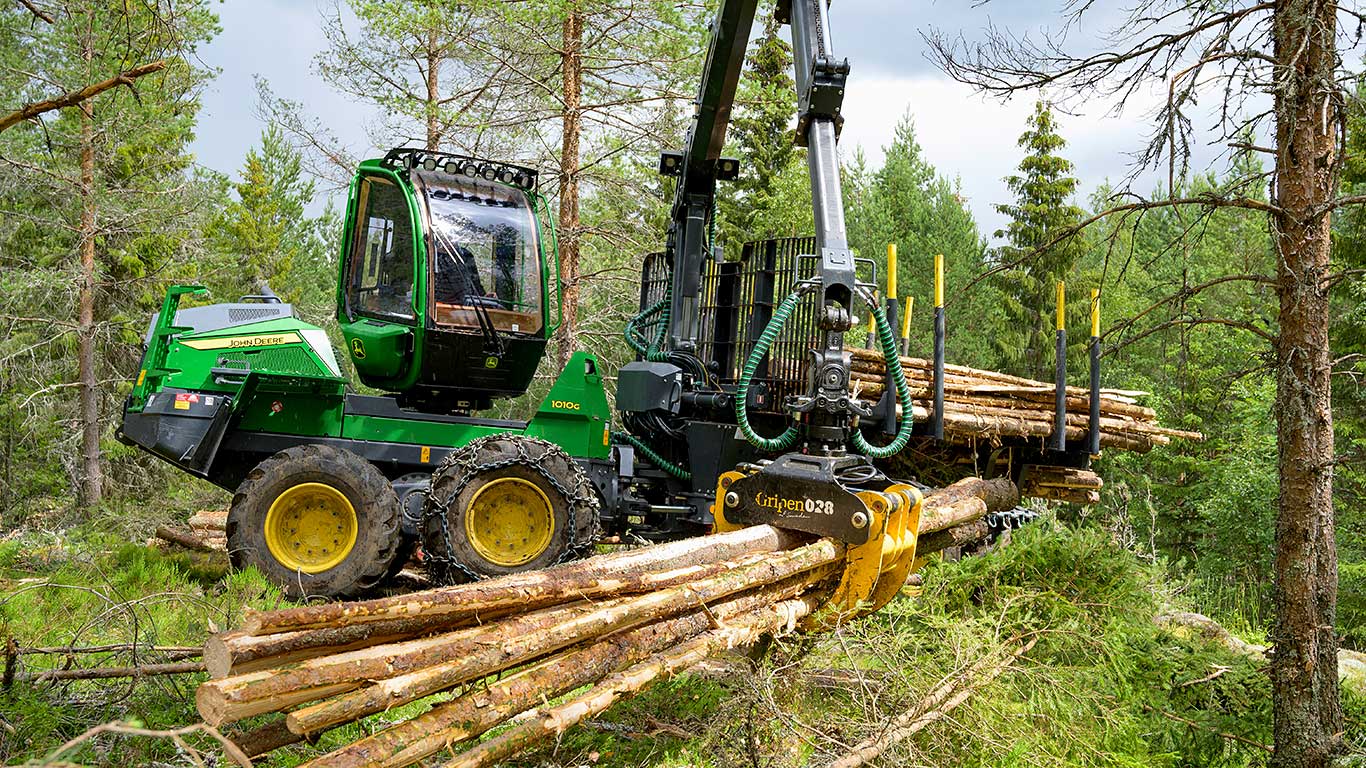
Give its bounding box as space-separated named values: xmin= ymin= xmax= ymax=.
xmin=188 ymin=0 xmax=1237 ymax=240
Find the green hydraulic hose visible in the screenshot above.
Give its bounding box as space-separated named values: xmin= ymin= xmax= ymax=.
xmin=646 ymin=278 xmax=671 ymax=362
xmin=612 ymin=430 xmax=691 ymax=481
xmin=852 ymin=299 xmax=915 ymax=458
xmin=734 ymin=288 xmax=806 ymax=452
xmin=625 ymin=298 xmax=666 ymax=356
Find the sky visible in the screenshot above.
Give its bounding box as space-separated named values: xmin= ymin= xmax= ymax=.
xmin=188 ymin=0 xmax=1240 ymax=240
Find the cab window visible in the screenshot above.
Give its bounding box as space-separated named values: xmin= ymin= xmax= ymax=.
xmin=421 ymin=175 xmax=544 ymax=335
xmin=346 ymin=176 xmax=415 ymax=322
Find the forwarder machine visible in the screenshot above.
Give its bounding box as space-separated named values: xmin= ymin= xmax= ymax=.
xmin=120 ymin=0 xmax=1087 ymax=605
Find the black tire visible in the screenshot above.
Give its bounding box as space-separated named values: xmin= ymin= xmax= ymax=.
xmin=421 ymin=435 xmax=599 ymax=583
xmin=227 ymin=445 xmax=402 ymax=599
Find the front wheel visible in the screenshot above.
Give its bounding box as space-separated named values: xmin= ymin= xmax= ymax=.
xmin=421 ymin=435 xmax=599 ymax=582
xmin=227 ymin=445 xmax=402 ymax=598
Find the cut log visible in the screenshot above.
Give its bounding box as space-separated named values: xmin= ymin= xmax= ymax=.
xmin=293 ymin=581 xmax=817 ymax=765
xmin=436 ymin=595 xmax=821 ymax=768
xmin=918 ymin=497 xmax=987 ymax=536
xmin=189 ymin=511 xmax=227 ymax=530
xmin=922 ymin=476 xmax=1019 ymax=514
xmin=199 ymin=540 xmax=841 ymax=726
xmin=243 ymin=524 xmax=806 ymax=635
xmin=229 ymin=718 xmax=304 ymax=758
xmin=205 ymin=610 xmax=512 ymax=678
xmin=917 ymin=520 xmax=989 ymax=556
xmin=155 ymin=525 xmax=214 ymax=552
xmin=1019 ymin=465 xmax=1103 ymax=490
xmin=1025 ymin=486 xmax=1101 ymax=505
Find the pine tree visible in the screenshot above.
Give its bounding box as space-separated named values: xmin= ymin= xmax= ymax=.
xmin=992 ymin=101 xmax=1087 ymax=381
xmin=210 ymin=128 xmax=338 ymax=308
xmin=0 ymin=0 xmax=216 ymax=510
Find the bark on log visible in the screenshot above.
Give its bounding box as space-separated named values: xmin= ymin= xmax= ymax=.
xmin=922 ymin=476 xmax=1020 ymax=514
xmin=199 ymin=541 xmax=841 ymax=726
xmin=918 ymin=497 xmax=988 ymax=536
xmin=189 ymin=511 xmax=227 ymax=531
xmin=436 ymin=595 xmax=821 ymax=768
xmin=229 ymin=718 xmax=304 ymax=758
xmin=243 ymin=525 xmax=806 ymax=635
xmin=205 ymin=610 xmax=511 ymax=677
xmin=155 ymin=525 xmax=214 ymax=552
xmin=917 ymin=520 xmax=990 ymax=557
xmin=1024 ymin=486 xmax=1101 ymax=505
xmin=294 ymin=581 xmax=817 ymax=765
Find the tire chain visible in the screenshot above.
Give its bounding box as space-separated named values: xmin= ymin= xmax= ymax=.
xmin=421 ymin=435 xmax=601 ymax=584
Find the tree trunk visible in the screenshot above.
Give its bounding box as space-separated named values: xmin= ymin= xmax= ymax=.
xmin=77 ymin=95 xmax=101 ymax=508
xmin=555 ymin=2 xmax=583 ymax=367
xmin=425 ymin=25 xmax=441 ymax=151
xmin=1269 ymin=2 xmax=1342 ymax=766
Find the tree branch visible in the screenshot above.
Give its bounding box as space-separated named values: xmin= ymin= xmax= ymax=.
xmin=17 ymin=0 xmax=54 ymax=24
xmin=0 ymin=60 xmax=166 ymax=133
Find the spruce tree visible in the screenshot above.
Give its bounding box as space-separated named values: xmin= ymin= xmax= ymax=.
xmin=719 ymin=15 xmax=801 ymax=245
xmin=993 ymin=100 xmax=1087 ymax=381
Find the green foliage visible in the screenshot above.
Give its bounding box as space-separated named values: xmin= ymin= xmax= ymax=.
xmin=205 ymin=127 xmax=340 ymax=314
xmin=845 ymin=117 xmax=992 ymax=362
xmin=991 ymin=101 xmax=1088 ymax=380
xmin=0 ymin=0 xmax=221 ymax=517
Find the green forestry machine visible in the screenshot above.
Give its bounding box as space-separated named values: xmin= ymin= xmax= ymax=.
xmin=120 ymin=0 xmax=1092 ymax=605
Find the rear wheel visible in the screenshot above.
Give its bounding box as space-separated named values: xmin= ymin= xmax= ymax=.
xmin=228 ymin=445 xmax=402 ymax=598
xmin=421 ymin=435 xmax=598 ymax=582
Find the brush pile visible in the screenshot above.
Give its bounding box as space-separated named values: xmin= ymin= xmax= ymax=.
xmin=200 ymin=478 xmax=1018 ymax=767
xmin=847 ymin=348 xmax=1202 ymax=454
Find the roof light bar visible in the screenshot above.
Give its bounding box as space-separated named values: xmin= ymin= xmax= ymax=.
xmin=382 ymin=148 xmax=539 ymax=192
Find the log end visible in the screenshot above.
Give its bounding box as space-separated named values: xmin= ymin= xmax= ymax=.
xmin=204 ymin=632 xmax=238 ymax=679
xmin=197 ymin=682 xmax=229 ymax=727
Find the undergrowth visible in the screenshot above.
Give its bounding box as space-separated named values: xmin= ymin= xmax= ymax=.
xmin=513 ymin=522 xmax=1366 ymax=768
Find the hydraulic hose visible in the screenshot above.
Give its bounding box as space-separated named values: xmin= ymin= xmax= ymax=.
xmin=852 ymin=298 xmax=915 ymax=459
xmin=734 ymin=288 xmax=806 ymax=452
xmin=612 ymin=430 xmax=691 ymax=481
xmin=625 ymin=298 xmax=666 ymax=357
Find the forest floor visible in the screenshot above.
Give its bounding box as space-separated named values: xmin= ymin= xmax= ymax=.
xmin=0 ymin=517 xmax=1363 ymax=767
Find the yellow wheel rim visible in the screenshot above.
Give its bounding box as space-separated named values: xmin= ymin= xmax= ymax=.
xmin=464 ymin=477 xmax=555 ymax=567
xmin=264 ymin=482 xmax=358 ymax=573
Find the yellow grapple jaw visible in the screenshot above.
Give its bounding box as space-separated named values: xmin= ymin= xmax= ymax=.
xmin=714 ymin=465 xmax=924 ymax=627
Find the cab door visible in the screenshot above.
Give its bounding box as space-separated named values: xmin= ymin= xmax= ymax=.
xmin=339 ymin=173 xmax=422 ymax=388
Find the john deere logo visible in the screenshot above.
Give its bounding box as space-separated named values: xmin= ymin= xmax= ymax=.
xmin=350 ymin=338 xmax=366 ymax=359
xmin=484 ymin=356 xmax=499 ymax=369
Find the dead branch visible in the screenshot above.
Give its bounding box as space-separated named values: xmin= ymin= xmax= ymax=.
xmin=25 ymin=661 xmax=206 ymax=682
xmin=17 ymin=0 xmax=54 ymax=24
xmin=0 ymin=60 xmax=167 ymax=133
xmin=826 ymin=637 xmax=1037 ymax=768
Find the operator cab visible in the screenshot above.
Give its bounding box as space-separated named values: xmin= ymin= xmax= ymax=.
xmin=339 ymin=149 xmax=556 ymax=413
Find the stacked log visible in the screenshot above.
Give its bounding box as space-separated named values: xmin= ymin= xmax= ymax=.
xmin=846 ymin=347 xmax=1203 ymax=454
xmin=203 ymin=479 xmax=1019 ymax=766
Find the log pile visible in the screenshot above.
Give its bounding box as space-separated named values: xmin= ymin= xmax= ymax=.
xmin=846 ymin=347 xmax=1203 ymax=454
xmin=201 ymin=478 xmax=1017 ymax=767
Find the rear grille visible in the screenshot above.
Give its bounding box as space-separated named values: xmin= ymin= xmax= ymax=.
xmin=227 ymin=307 xmax=286 ymax=323
xmin=217 ymin=346 xmax=319 ymax=376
